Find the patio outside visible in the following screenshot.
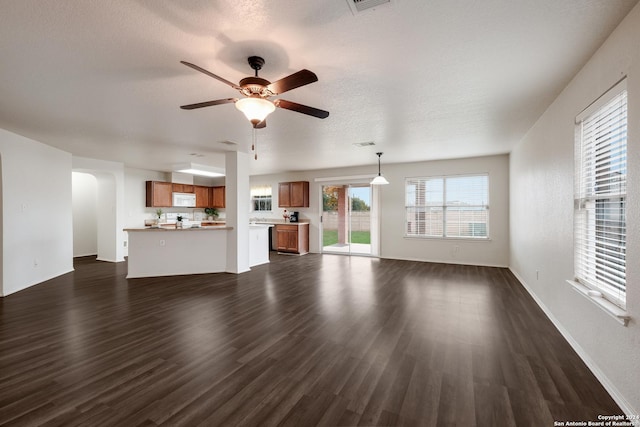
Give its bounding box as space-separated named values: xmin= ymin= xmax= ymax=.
xmin=322 ymin=185 xmax=372 ymax=255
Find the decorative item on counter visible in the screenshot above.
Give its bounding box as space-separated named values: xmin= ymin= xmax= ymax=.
xmin=282 ymin=209 xmax=290 ymax=223
xmin=155 ymin=208 xmax=163 ymax=225
xmin=204 ymin=207 xmax=218 ymax=221
xmin=176 ymin=215 xmax=183 ymax=228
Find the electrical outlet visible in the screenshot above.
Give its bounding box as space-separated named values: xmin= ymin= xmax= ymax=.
xmin=33 ymin=258 xmax=38 ymax=267
xmin=123 ymin=241 xmax=127 ymax=247
xmin=160 ymin=240 xmax=165 ymax=247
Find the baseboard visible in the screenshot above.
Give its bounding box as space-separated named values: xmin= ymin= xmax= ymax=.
xmin=381 ymin=255 xmax=508 ymax=269
xmin=509 ymin=268 xmax=638 ymax=419
xmin=73 ymin=253 xmax=97 ymax=258
xmin=95 ymin=257 xmax=125 ymax=263
xmin=1 ymin=267 xmax=74 ymax=298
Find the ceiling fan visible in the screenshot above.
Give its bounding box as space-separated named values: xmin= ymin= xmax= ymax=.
xmin=180 ymin=56 xmax=329 ymax=128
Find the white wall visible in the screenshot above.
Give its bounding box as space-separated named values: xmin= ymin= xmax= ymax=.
xmin=0 ymin=153 xmax=3 ymax=294
xmin=225 ymin=151 xmax=251 ymax=274
xmin=381 ymin=155 xmax=509 ymax=267
xmin=0 ymin=128 xmax=73 ymax=296
xmin=72 ymin=172 xmax=98 ymax=257
xmin=510 ymin=3 xmax=640 ymax=415
xmin=250 ymin=153 xmax=510 ymax=267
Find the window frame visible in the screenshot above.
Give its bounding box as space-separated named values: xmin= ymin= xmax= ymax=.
xmin=573 ymin=78 xmax=627 ymax=309
xmin=404 ymin=173 xmax=490 ymax=240
xmin=250 ymin=185 xmax=273 ymax=212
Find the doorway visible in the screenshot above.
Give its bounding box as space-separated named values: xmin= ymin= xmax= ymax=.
xmin=321 ymin=183 xmax=375 ymax=256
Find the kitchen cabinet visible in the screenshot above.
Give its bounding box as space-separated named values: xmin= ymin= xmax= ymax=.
xmin=146 ymin=181 xmax=172 ymax=207
xmin=275 ymin=223 xmax=309 ymax=254
xmin=172 ymin=183 xmax=194 ymax=193
xmin=278 ymin=181 xmax=309 ymax=207
xmin=194 ymin=185 xmax=209 ymax=208
xmin=146 ymin=181 xmax=224 ymax=208
xmin=210 ymin=186 xmax=225 ymax=208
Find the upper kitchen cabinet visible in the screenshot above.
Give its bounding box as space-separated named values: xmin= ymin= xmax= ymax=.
xmin=194 ymin=186 xmax=210 ymax=208
xmin=172 ymin=183 xmax=194 ymax=193
xmin=146 ymin=181 xmax=172 ymax=207
xmin=278 ymin=181 xmax=309 ymax=207
xmin=210 ymin=186 xmax=225 ymax=208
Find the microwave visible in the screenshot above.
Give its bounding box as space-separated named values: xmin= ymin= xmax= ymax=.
xmin=172 ymin=192 xmax=196 ymax=207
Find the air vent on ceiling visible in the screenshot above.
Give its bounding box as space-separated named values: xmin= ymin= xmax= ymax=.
xmin=347 ymin=0 xmax=391 ymax=15
xmin=353 ymin=141 xmax=376 ymax=147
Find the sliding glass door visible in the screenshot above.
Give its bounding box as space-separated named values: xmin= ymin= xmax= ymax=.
xmin=321 ymin=184 xmax=373 ymax=256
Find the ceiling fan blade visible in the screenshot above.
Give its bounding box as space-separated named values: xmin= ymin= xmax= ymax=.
xmin=180 ymin=61 xmax=241 ymax=90
xmin=180 ymin=98 xmax=237 ymax=110
xmin=274 ymin=99 xmax=329 ymax=119
xmin=255 ymin=119 xmax=267 ymax=129
xmin=267 ymin=70 xmax=318 ymax=95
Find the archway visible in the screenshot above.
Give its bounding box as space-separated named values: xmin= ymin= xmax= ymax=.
xmin=72 ymin=168 xmax=124 ymax=262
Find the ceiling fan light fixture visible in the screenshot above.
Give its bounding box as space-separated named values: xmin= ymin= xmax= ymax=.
xmin=235 ymin=97 xmax=275 ymax=127
xmin=370 ymin=152 xmax=390 ymax=185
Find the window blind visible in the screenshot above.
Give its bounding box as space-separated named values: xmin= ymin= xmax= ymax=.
xmin=251 ymin=185 xmax=272 ymax=211
xmin=405 ymin=174 xmax=488 ymax=238
xmin=574 ymin=84 xmax=627 ymax=308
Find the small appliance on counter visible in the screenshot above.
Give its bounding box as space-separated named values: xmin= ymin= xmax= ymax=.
xmin=289 ymin=211 xmax=299 ymax=223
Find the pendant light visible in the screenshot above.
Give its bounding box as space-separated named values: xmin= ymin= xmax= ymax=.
xmin=370 ymin=152 xmax=389 ymax=185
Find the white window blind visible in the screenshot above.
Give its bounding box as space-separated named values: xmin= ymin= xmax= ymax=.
xmin=405 ymin=174 xmax=488 ymax=238
xmin=251 ymin=185 xmax=272 ymax=211
xmin=574 ymin=81 xmax=627 ymax=308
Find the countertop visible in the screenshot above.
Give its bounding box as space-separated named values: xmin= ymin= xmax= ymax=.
xmin=124 ymin=226 xmax=233 ymax=232
xmin=252 ymin=220 xmax=309 ymax=226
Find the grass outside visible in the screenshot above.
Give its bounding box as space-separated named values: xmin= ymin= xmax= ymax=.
xmin=323 ymin=229 xmax=370 ymax=246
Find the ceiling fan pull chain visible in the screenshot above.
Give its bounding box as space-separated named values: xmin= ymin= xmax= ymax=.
xmin=251 ymin=127 xmax=256 ymax=151
xmin=252 ymin=128 xmax=258 ymax=160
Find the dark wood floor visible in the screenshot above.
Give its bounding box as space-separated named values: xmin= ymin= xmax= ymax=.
xmin=0 ymin=254 xmax=622 ymax=426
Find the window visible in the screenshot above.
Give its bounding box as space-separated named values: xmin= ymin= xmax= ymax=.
xmin=405 ymin=174 xmax=489 ymax=238
xmin=251 ymin=185 xmax=272 ymax=211
xmin=574 ymin=80 xmax=627 ymax=308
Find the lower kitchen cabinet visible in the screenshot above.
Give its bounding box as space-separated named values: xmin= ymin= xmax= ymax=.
xmin=275 ymin=223 xmax=309 ymax=254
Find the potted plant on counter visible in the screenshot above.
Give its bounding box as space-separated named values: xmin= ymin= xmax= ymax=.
xmin=155 ymin=208 xmax=163 ymax=226
xmin=204 ymin=207 xmax=218 ymax=221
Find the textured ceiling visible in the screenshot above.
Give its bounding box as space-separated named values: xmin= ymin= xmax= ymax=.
xmin=0 ymin=0 xmax=637 ymax=175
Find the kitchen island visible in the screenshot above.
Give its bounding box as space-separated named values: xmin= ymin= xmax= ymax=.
xmin=124 ymin=224 xmax=272 ymax=278
xmin=124 ymin=226 xmax=232 ymax=278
